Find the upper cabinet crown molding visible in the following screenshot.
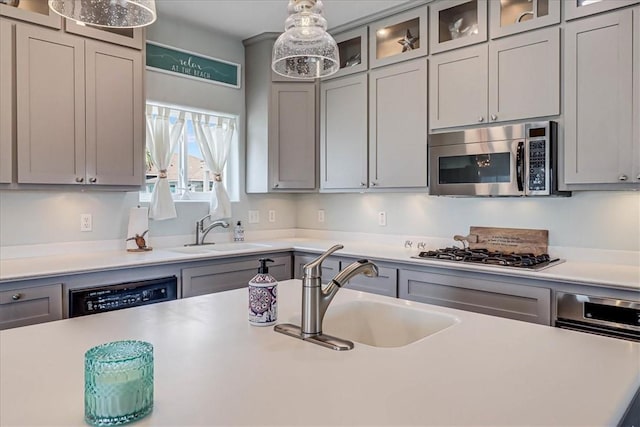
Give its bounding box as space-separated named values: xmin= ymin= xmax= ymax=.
xmin=564 ymin=0 xmax=640 ymax=21
xmin=430 ymin=0 xmax=488 ymax=54
xmin=369 ymin=4 xmax=429 ymax=68
xmin=489 ymin=0 xmax=560 ymax=39
xmin=0 ymin=1 xmax=62 ymax=29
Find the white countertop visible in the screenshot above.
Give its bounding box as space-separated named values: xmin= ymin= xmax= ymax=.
xmin=1 ymin=280 xmax=638 ymax=426
xmin=1 ymin=236 xmax=638 ymax=291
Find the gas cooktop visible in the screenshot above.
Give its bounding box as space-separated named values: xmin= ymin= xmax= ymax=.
xmin=411 ymin=247 xmax=564 ymax=271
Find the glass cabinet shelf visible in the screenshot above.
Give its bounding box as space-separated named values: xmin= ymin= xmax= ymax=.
xmin=430 ymin=0 xmax=487 ymax=54
xmin=0 ymin=0 xmax=62 ymax=29
xmin=489 ymin=0 xmax=559 ymax=39
xmin=324 ymin=27 xmax=368 ymax=79
xmin=368 ymin=5 xmax=428 ymax=68
xmin=565 ymin=0 xmax=640 ymax=21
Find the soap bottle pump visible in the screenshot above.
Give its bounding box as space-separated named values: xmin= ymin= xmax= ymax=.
xmin=234 ymin=221 xmax=244 ymax=242
xmin=248 ymin=258 xmax=277 ymax=326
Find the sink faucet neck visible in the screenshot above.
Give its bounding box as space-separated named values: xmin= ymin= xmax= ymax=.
xmin=194 ymin=214 xmax=229 ymax=245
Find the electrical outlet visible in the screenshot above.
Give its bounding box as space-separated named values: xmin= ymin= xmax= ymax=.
xmin=80 ymin=214 xmax=92 ymax=232
xmin=378 ymin=211 xmax=387 ymax=227
xmin=317 ymin=209 xmax=325 ymax=223
xmin=268 ymin=210 xmax=276 ymax=223
xmin=248 ymin=210 xmax=260 ymax=224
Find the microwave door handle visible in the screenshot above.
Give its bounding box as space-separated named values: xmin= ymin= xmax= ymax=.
xmin=516 ymin=141 xmax=525 ymax=192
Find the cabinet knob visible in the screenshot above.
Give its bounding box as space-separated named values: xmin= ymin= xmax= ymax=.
xmin=370 ymin=181 xmax=378 ymax=187
xmin=75 ymin=177 xmax=84 ymax=183
xmin=490 ymin=114 xmax=498 ymax=121
xmin=478 ymin=116 xmax=484 ymax=123
xmin=89 ymin=177 xmax=97 ymax=183
xmin=619 ymin=174 xmax=628 ymax=181
xmin=637 ymin=174 xmax=640 ymax=181
xmin=360 ymin=182 xmax=367 ymax=187
xmin=11 ymin=293 xmax=22 ymax=301
xmin=273 ymin=183 xmax=279 ymax=188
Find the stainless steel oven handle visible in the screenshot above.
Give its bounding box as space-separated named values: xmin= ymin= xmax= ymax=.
xmin=516 ymin=141 xmax=525 ymax=192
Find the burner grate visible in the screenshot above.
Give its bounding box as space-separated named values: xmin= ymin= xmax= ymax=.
xmin=415 ymin=248 xmax=562 ymax=271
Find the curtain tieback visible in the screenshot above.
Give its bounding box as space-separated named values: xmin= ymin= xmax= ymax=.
xmin=159 ymin=169 xmax=168 ymax=179
xmin=214 ymin=173 xmax=222 ymax=182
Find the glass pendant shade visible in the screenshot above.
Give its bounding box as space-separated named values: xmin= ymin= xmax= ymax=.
xmin=48 ymin=0 xmax=157 ymax=28
xmin=272 ymin=0 xmax=339 ymax=79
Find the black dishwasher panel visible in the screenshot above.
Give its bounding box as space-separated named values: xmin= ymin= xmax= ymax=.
xmin=69 ymin=276 xmax=178 ymax=317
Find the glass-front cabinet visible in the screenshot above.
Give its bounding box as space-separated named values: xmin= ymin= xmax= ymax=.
xmin=565 ymin=0 xmax=640 ymax=21
xmin=325 ymin=27 xmax=367 ymax=79
xmin=65 ymin=19 xmax=143 ymax=49
xmin=489 ymin=0 xmax=560 ymax=38
xmin=430 ymin=0 xmax=488 ymax=54
xmin=369 ymin=5 xmax=428 ymax=68
xmin=0 ymin=0 xmax=61 ymax=29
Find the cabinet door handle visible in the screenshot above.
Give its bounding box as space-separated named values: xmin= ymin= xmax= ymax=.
xmin=89 ymin=177 xmax=97 ymax=183
xmin=619 ymin=174 xmax=628 ymax=181
xmin=490 ymin=114 xmax=498 ymax=121
xmin=11 ymin=293 xmax=22 ymax=301
xmin=75 ymin=177 xmax=84 ymax=183
xmin=478 ymin=116 xmax=484 ymax=123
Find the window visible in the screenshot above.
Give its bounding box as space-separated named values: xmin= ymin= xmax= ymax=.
xmin=142 ymin=103 xmax=239 ymax=203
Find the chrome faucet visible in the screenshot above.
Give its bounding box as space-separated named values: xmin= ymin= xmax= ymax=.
xmin=274 ymin=244 xmax=379 ymax=351
xmin=188 ymin=214 xmax=229 ymax=246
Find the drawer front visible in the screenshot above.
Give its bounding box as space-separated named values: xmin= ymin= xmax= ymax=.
xmin=341 ymin=264 xmax=398 ymax=298
xmin=399 ymin=269 xmax=551 ymax=325
xmin=182 ymin=255 xmax=292 ymax=298
xmin=0 ymin=283 xmax=63 ymax=330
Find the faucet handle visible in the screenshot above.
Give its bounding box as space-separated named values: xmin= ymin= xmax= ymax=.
xmin=303 ymin=244 xmax=344 ymax=278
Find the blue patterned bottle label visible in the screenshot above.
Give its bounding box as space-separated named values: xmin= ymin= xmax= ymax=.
xmin=248 ymin=275 xmax=277 ymax=326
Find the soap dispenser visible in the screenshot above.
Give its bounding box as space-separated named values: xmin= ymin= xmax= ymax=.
xmin=248 ymin=258 xmax=277 ymax=326
xmin=234 ymin=221 xmax=244 ymax=242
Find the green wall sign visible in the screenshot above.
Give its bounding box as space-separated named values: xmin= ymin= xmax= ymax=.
xmin=146 ymin=42 xmax=240 ymax=88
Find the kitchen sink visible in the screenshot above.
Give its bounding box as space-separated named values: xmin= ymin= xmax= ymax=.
xmin=290 ymin=300 xmax=459 ymax=348
xmin=167 ymin=242 xmax=272 ymax=254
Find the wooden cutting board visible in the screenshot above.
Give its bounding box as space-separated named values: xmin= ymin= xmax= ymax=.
xmin=455 ymin=227 xmax=549 ymax=255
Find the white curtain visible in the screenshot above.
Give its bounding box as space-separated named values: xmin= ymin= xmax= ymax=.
xmin=145 ymin=106 xmax=185 ymax=220
xmin=192 ymin=113 xmax=236 ymax=219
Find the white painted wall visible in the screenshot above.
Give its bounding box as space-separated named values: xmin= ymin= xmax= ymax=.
xmin=296 ymin=191 xmax=640 ymax=251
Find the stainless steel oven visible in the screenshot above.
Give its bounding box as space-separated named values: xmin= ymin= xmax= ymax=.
xmin=429 ymin=121 xmax=569 ymax=197
xmin=555 ymin=292 xmax=640 ymax=342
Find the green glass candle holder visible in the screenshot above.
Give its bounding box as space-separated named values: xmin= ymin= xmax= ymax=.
xmin=84 ymin=340 xmax=154 ymax=426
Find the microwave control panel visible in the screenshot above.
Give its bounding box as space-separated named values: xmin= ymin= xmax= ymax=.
xmin=528 ymin=139 xmax=548 ymax=192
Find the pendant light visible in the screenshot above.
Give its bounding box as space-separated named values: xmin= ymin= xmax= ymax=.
xmin=272 ymin=0 xmax=339 ymax=79
xmin=48 ymin=0 xmax=157 ymax=28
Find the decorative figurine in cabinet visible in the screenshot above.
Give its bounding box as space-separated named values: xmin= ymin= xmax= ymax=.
xmin=325 ymin=27 xmax=368 ymax=79
xmin=429 ymin=0 xmax=488 ymax=54
xmin=489 ymin=0 xmax=560 ymax=39
xmin=369 ymin=5 xmax=428 ymax=68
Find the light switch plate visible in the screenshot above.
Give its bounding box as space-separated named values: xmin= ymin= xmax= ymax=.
xmin=248 ymin=210 xmax=260 ymax=224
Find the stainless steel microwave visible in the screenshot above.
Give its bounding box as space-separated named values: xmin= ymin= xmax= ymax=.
xmin=429 ymin=121 xmax=569 ymax=197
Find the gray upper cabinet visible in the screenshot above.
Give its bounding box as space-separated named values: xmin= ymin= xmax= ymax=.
xmin=430 ymin=0 xmax=488 ymax=54
xmin=0 ymin=19 xmax=14 ymax=183
xmin=488 ymin=27 xmax=560 ymax=123
xmin=429 ymin=44 xmax=488 ymax=129
xmin=369 ymin=58 xmax=428 ymax=189
xmin=14 ymin=24 xmax=143 ymax=186
xmin=564 ymin=0 xmax=640 ymax=21
xmin=430 ymin=27 xmax=559 ymax=130
xmin=369 ymin=5 xmax=429 ymax=68
xmin=0 ymin=0 xmax=62 ymax=29
xmin=320 ymin=74 xmax=368 ymax=191
xmin=269 ymin=83 xmax=317 ymax=190
xmin=489 ymin=0 xmax=560 ymax=39
xmin=324 ymin=27 xmax=368 ymax=80
xmin=245 ymin=34 xmax=318 ymax=193
xmin=564 ymin=8 xmax=639 ymax=186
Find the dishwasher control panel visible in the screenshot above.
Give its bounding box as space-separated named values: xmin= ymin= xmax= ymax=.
xmin=69 ymin=276 xmax=178 ymax=317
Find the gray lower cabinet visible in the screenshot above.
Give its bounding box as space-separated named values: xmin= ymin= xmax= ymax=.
xmin=293 ymin=254 xmax=340 ymax=282
xmin=399 ymin=268 xmax=551 ymax=325
xmin=339 ymin=261 xmax=397 ymax=298
xmin=182 ymin=255 xmax=292 ymax=298
xmin=0 ymin=283 xmax=63 ymax=330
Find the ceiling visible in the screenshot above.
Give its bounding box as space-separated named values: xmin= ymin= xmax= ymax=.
xmin=155 ymin=0 xmax=415 ymax=40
